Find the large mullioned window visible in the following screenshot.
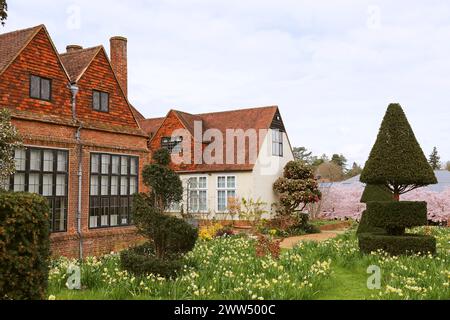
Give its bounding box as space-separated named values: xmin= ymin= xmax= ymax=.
xmin=89 ymin=153 xmax=138 ymax=228
xmin=187 ymin=176 xmax=208 ymax=213
xmin=6 ymin=147 xmax=68 ymax=232
xmin=217 ymin=176 xmax=236 ymax=212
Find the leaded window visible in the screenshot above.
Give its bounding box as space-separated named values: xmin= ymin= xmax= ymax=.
xmin=217 ymin=176 xmax=236 ymax=212
xmin=89 ymin=153 xmax=138 ymax=228
xmin=187 ymin=176 xmax=207 ymax=213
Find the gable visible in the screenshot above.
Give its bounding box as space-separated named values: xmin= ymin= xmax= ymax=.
xmin=270 ymin=109 xmax=286 ymax=132
xmin=74 ymin=49 xmax=140 ymax=131
xmin=0 ymin=27 xmax=73 ymax=122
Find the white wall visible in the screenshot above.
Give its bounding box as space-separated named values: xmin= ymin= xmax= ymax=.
xmin=172 ymin=129 xmax=294 ymax=220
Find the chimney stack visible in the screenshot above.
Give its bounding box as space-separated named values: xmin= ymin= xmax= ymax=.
xmin=66 ymin=45 xmax=83 ymax=53
xmin=110 ymin=36 xmax=128 ymax=97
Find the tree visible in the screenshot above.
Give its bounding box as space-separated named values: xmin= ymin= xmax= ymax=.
xmin=315 ymin=161 xmax=344 ymax=182
xmin=360 ymin=103 xmax=437 ymax=200
xmin=428 ymin=147 xmax=441 ymax=170
xmin=0 ymin=109 xmax=22 ymax=188
xmin=345 ymin=162 xmax=363 ymax=179
xmin=273 ymin=160 xmax=322 ymax=215
xmin=358 ymin=103 xmax=437 ymax=255
xmin=331 ymin=153 xmax=347 ymax=169
xmin=292 ymin=146 xmax=312 ymax=163
xmin=141 ymin=148 xmax=182 ymax=211
xmin=0 ymin=0 xmax=7 ymax=26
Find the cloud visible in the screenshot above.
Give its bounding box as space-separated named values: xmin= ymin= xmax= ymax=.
xmin=3 ymin=0 xmax=450 ymax=166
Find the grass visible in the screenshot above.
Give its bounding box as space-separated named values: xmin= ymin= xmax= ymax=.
xmin=48 ymin=226 xmax=450 ymax=300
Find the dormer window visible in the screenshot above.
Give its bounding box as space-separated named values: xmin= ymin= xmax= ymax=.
xmin=93 ymin=90 xmax=109 ymax=112
xmin=30 ymin=75 xmax=51 ymax=101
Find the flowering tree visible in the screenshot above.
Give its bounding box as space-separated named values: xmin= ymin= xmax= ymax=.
xmin=0 ymin=109 xmax=22 ymax=188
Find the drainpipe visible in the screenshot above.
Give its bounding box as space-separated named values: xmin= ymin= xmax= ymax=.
xmin=69 ymin=84 xmax=83 ymax=260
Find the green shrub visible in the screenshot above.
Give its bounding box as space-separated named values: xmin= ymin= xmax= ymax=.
xmin=356 ymin=210 xmax=385 ymax=235
xmin=366 ymin=201 xmax=427 ymax=235
xmin=289 ymin=213 xmax=321 ymax=235
xmin=360 ymin=184 xmax=393 ymax=203
xmin=0 ymin=192 xmax=50 ymax=300
xmin=120 ymin=243 xmax=184 ymax=278
xmin=358 ymin=233 xmax=436 ymax=255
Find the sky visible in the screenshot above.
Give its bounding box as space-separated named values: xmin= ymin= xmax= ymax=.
xmin=3 ymin=0 xmax=450 ymax=167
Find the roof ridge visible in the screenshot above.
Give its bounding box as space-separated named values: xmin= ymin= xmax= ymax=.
xmin=194 ymin=105 xmax=278 ymax=116
xmin=0 ymin=24 xmax=43 ymax=38
xmin=59 ymin=45 xmax=102 ymax=56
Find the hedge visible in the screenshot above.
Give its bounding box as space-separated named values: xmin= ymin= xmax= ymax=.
xmin=356 ymin=210 xmax=385 ymax=235
xmin=358 ymin=233 xmax=437 ymax=255
xmin=0 ymin=192 xmax=50 ymax=300
xmin=366 ymin=201 xmax=427 ymax=235
xmin=360 ymin=184 xmax=393 ymax=203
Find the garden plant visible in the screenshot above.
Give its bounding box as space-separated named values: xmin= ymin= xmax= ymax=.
xmin=359 ymin=103 xmax=438 ymax=255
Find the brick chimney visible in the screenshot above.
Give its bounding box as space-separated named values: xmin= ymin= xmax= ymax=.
xmin=66 ymin=45 xmax=83 ymax=53
xmin=110 ymin=36 xmax=128 ymax=97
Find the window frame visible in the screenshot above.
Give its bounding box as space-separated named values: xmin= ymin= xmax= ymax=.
xmin=89 ymin=152 xmax=139 ymax=229
xmin=8 ymin=146 xmax=68 ymax=233
xmin=186 ymin=176 xmax=208 ymax=214
xmin=216 ymin=175 xmax=237 ymax=213
xmin=92 ymin=90 xmax=110 ymax=113
xmin=29 ymin=74 xmax=52 ymax=102
xmin=161 ymin=136 xmax=183 ymax=154
xmin=272 ymin=129 xmax=284 ymax=157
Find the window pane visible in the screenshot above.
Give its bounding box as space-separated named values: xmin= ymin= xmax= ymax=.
xmin=218 ymin=190 xmax=226 ymax=211
xmin=89 ymin=197 xmax=100 ymax=228
xmin=43 ymin=174 xmax=53 ymax=196
xmin=101 ymin=92 xmax=109 ymax=112
xmin=54 ymin=198 xmax=66 ymax=232
xmin=218 ymin=177 xmax=226 ymax=189
xmin=227 ymin=190 xmax=236 ymax=202
xmin=30 ymin=149 xmax=41 ymax=171
xmin=57 ymin=151 xmax=67 ymax=172
xmin=112 ymin=156 xmax=120 ymax=174
xmin=110 ymin=198 xmax=119 ymax=226
xmin=101 ymin=198 xmax=109 ymax=226
xmin=199 ymin=177 xmax=207 ymax=189
xmin=227 ymin=176 xmax=236 ymax=188
xmin=130 ymin=158 xmax=137 ymax=175
xmin=130 ymin=177 xmax=137 ymax=194
xmin=111 ymin=176 xmax=119 ymax=195
xmin=41 ymin=79 xmax=51 ymax=100
xmin=90 ymin=175 xmax=98 ymax=196
xmin=121 ymin=156 xmax=128 ymax=175
xmin=189 ymin=177 xmax=198 ymax=189
xmin=28 ymin=173 xmax=40 ymax=193
xmin=91 ymin=154 xmax=99 ymax=173
xmin=14 ymin=149 xmax=26 ymax=171
xmin=272 ymin=142 xmax=278 ymax=156
xmin=13 ymin=173 xmax=25 ymax=192
xmin=101 ymin=155 xmax=110 ymax=174
xmin=101 ymin=176 xmax=109 ymax=195
xmin=30 ymin=75 xmax=40 ymax=98
xmin=199 ymin=190 xmax=207 ymax=211
xmin=93 ymin=91 xmax=100 ymax=110
xmin=56 ymin=175 xmax=66 ymax=196
xmin=0 ymin=177 xmax=9 ymax=191
xmin=43 ymin=150 xmax=54 ymax=172
xmin=189 ymin=190 xmax=199 ymax=212
xmin=120 ymin=177 xmax=128 ymax=195
xmin=120 ymin=198 xmax=128 ymax=225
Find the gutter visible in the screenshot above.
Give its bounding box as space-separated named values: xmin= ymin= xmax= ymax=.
xmin=69 ymin=84 xmax=83 ymax=261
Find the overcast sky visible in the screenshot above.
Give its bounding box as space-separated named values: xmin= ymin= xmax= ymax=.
xmin=3 ymin=0 xmax=450 ymax=166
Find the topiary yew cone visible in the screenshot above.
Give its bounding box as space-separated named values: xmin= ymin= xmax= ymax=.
xmin=360 ymin=103 xmax=437 ymax=200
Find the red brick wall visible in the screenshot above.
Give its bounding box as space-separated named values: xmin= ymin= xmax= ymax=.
xmin=0 ymin=28 xmax=151 ymax=259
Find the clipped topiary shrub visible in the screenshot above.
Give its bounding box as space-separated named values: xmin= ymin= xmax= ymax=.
xmin=356 ymin=210 xmax=385 ymax=235
xmin=0 ymin=192 xmax=50 ymax=300
xmin=358 ymin=233 xmax=436 ymax=255
xmin=366 ymin=201 xmax=427 ymax=235
xmin=360 ymin=184 xmax=393 ymax=203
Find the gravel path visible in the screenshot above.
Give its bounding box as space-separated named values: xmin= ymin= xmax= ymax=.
xmin=280 ymin=230 xmax=348 ymax=249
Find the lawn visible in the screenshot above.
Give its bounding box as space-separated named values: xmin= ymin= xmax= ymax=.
xmin=48 ymin=226 xmax=450 ymax=300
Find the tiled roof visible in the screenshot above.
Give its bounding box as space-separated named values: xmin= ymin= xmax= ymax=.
xmin=59 ymin=46 xmax=102 ymax=82
xmin=0 ymin=25 xmax=43 ymax=76
xmin=142 ymin=106 xmax=281 ymax=172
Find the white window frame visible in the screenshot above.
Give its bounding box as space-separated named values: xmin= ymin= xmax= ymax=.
xmin=272 ymin=129 xmax=284 ymax=157
xmin=216 ymin=175 xmax=237 ymax=213
xmin=187 ymin=176 xmax=208 ymax=213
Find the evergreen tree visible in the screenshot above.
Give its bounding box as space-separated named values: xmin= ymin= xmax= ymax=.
xmin=0 ymin=109 xmax=22 ymax=188
xmin=360 ymin=103 xmax=437 ymax=200
xmin=292 ymin=146 xmax=312 ymax=163
xmin=0 ymin=0 xmax=7 ymax=26
xmin=428 ymin=147 xmax=441 ymax=170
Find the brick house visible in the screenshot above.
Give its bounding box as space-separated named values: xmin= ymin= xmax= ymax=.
xmin=0 ymin=25 xmax=148 ymax=258
xmin=140 ymin=107 xmax=294 ymax=219
xmin=0 ymin=24 xmax=294 ymax=258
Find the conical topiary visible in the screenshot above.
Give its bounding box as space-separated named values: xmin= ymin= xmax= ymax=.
xmin=358 ymin=104 xmax=437 ymax=255
xmin=360 ymin=184 xmax=393 ymax=203
xmin=360 ymin=103 xmax=437 ymax=199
